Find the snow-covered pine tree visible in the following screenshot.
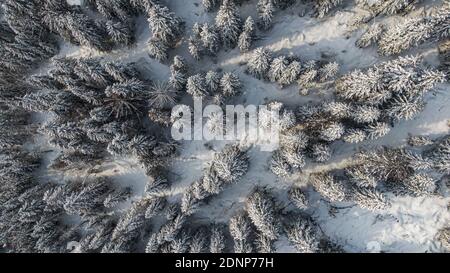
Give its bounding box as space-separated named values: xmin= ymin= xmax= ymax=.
xmin=148 ymin=81 xmax=178 ymax=109
xmin=439 ymin=40 xmax=450 ymax=75
xmin=318 ymin=62 xmax=339 ymax=82
xmin=345 ymin=166 xmax=378 ymax=188
xmin=205 ymin=71 xmax=222 ymax=93
xmin=202 ymin=162 xmax=224 ymax=195
xmin=64 ymin=179 xmax=130 ymax=216
xmin=247 ymin=47 xmax=273 ymax=79
xmin=81 ymin=216 xmax=116 ymax=252
xmin=99 ymin=0 xmax=136 ymax=22
xmin=365 ymin=122 xmax=391 ymax=140
xmin=189 ymin=228 xmax=208 ymax=253
xmin=164 ymin=231 xmax=191 ymax=253
xmin=356 ymin=23 xmax=385 ymax=48
xmin=104 ymin=78 xmax=148 ymax=119
xmin=285 ymin=216 xmax=321 ymax=253
xmin=280 ymin=127 xmax=309 ymax=151
xmin=21 ymin=89 xmax=80 ymax=115
xmin=351 ymin=105 xmax=381 ymax=124
xmin=103 ymin=198 xmax=150 ymax=252
xmin=192 ymin=22 xmax=202 ymax=39
xmin=229 ymin=212 xmax=253 ymax=253
xmin=310 ymin=143 xmax=332 ymax=163
xmin=269 ymin=150 xmax=293 ymax=177
xmin=106 ymin=20 xmax=134 ymax=46
xmin=282 ymin=146 xmax=306 ymax=169
xmin=407 ymin=135 xmax=433 ymax=147
xmin=4 ymin=0 xmax=48 ymax=35
xmin=188 ymin=37 xmax=202 ymax=60
xmin=350 ymin=186 xmax=390 ymax=211
xmin=114 ymin=134 xmax=157 ymax=160
xmin=147 ymin=4 xmax=183 ymax=45
xmin=144 ymin=174 xmax=169 ymax=196
xmin=378 ymin=4 xmax=450 ymax=55
xmin=268 ymin=56 xmax=289 ymax=84
xmin=215 ymin=0 xmax=242 ymax=48
xmin=386 ymin=95 xmax=424 ymax=121
xmin=62 ymin=178 xmax=125 ymax=215
xmin=73 ymin=57 xmax=112 ymax=87
xmin=319 ymin=122 xmax=345 ymax=142
xmin=102 ymin=61 xmax=139 ymax=83
xmin=354 ymin=148 xmax=416 ymax=186
xmin=277 ymin=127 xmax=307 ymax=168
xmin=200 ymin=23 xmax=221 ymax=55
xmin=220 ymin=72 xmax=241 ymax=97
xmin=255 ymin=232 xmax=275 ymax=253
xmin=169 ymin=56 xmax=188 ymax=91
xmin=154 ymin=213 xmax=187 ymax=247
xmin=309 ymin=173 xmax=346 ymax=202
xmin=147 ymin=108 xmax=171 ymax=126
xmin=238 ymin=16 xmax=256 ymax=52
xmin=128 ymin=0 xmax=160 ymax=13
xmin=205 ymin=111 xmax=225 ymax=136
xmin=0 ymin=108 xmax=31 ymax=149
xmin=288 ymin=187 xmax=309 ymax=210
xmin=145 ymin=233 xmax=160 ymax=253
xmin=0 ymin=20 xmax=15 ymax=44
xmin=66 ymin=12 xmax=113 ymax=51
xmin=297 ymin=61 xmax=319 ymax=94
xmin=335 ymin=68 xmax=384 ymax=104
xmin=430 ymin=136 xmax=450 ymax=174
xmin=144 ymin=196 xmax=166 ymax=219
xmin=257 ymin=0 xmax=275 ymax=31
xmin=438 ymin=227 xmax=450 ymax=252
xmin=336 ymin=56 xmax=444 ymax=128
xmin=165 ymin=204 xmax=181 ymax=221
xmin=245 ymin=188 xmax=280 ymax=240
xmin=0 ymin=149 xmax=40 ymax=205
xmin=209 ymin=224 xmax=226 ymax=253
xmin=314 ymin=0 xmax=343 ymax=18
xmin=186 ymin=74 xmax=208 ymax=98
xmin=203 ymin=0 xmax=220 ymax=12
xmin=3 ymin=34 xmax=58 ymax=72
xmin=210 ymin=144 xmax=249 ymax=183
xmin=147 ymin=37 xmax=168 ymax=62
xmin=188 ymin=145 xmax=249 ymax=203
xmin=357 ymin=0 xmax=423 ymax=16
xmin=402 ymin=173 xmax=436 ymax=197
xmin=181 ymin=182 xmax=202 ymax=216
xmin=280 ymin=61 xmax=302 ymax=86
xmin=321 ymin=101 xmax=351 ymax=119
xmin=403 ymin=151 xmax=434 ymax=171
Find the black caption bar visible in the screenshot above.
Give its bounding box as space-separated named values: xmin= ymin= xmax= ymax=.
xmin=0 ymin=253 xmax=442 ymax=272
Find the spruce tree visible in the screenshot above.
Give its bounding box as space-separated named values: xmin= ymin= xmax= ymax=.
xmin=247 ymin=48 xmax=273 ymax=79
xmin=245 ymin=188 xmax=280 ymax=240
xmin=378 ymin=4 xmax=450 ymax=55
xmin=200 ymin=23 xmax=221 ymax=55
xmin=186 ymin=74 xmax=208 ymax=98
xmin=314 ymin=0 xmax=343 ymax=18
xmin=309 ymin=173 xmax=346 ymax=202
xmin=215 ymin=0 xmax=242 ymax=48
xmin=220 ymin=72 xmax=241 ymax=97
xmin=257 ymin=0 xmax=275 ymax=31
xmin=238 ymin=16 xmax=256 ymax=52
xmin=285 ymin=217 xmax=321 ymax=253
xmin=229 ymin=212 xmax=253 ymax=253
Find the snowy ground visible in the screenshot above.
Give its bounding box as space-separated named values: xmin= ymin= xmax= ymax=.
xmin=33 ymin=0 xmax=450 ymax=252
